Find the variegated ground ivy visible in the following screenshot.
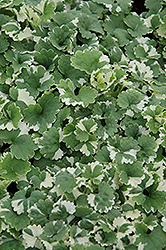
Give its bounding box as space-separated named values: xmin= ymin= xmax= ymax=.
xmin=0 ymin=0 xmax=166 ymax=249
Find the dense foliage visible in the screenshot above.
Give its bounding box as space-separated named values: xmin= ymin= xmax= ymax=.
xmin=0 ymin=0 xmax=166 ymax=249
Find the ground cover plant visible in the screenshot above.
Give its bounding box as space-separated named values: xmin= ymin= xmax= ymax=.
xmin=0 ymin=0 xmax=166 ymax=249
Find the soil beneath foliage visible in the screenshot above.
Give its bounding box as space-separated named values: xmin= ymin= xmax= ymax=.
xmin=132 ymin=0 xmax=147 ymax=14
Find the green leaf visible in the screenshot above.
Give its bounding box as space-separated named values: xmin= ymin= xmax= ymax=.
xmin=157 ymin=16 xmax=166 ymax=39
xmin=76 ymin=194 xmax=89 ymax=207
xmin=106 ymin=209 xmax=121 ymax=222
xmin=11 ymin=190 xmax=46 ymax=215
xmin=9 ymin=51 xmax=33 ymax=73
xmin=145 ymin=190 xmax=166 ymax=212
xmin=143 ymin=214 xmax=158 ymax=228
xmin=103 ymin=14 xmax=127 ymax=35
xmin=0 ymin=34 xmax=9 ymax=53
xmin=0 ymin=0 xmax=13 ymax=8
xmin=2 ymin=21 xmax=20 ymax=36
xmin=71 ymin=245 xmax=85 ymax=250
xmin=76 ymin=130 xmax=89 ymax=142
xmin=40 ymin=220 xmax=67 ymax=243
xmin=132 ymin=188 xmax=166 ymax=213
xmin=0 ymin=153 xmax=30 ymax=181
xmin=39 ymin=127 xmax=61 ymax=159
xmin=0 ymin=200 xmax=30 ymax=230
xmin=117 ymin=161 xmax=143 ymax=184
xmin=94 ymin=182 xmax=114 ymax=212
xmin=123 ymin=13 xmax=149 ymax=37
xmin=9 ymin=87 xmax=18 ymax=101
xmin=117 ymin=89 xmax=145 ymax=109
xmin=24 ymin=93 xmax=62 ymax=133
xmin=97 ymin=230 xmax=117 ymax=245
xmin=34 ymin=48 xmax=56 ymax=70
xmin=77 ymin=12 xmax=104 ymax=39
xmin=137 ymin=135 xmax=157 ymax=161
xmin=26 ymin=166 xmax=47 ymax=189
xmin=52 ymin=11 xmax=77 ymax=27
xmin=87 ymin=246 xmax=105 ymax=250
xmin=0 ymin=179 xmax=11 ymax=199
xmin=160 ymin=123 xmax=166 ymax=148
xmin=24 ymin=0 xmax=41 ymax=5
xmin=58 ymin=78 xmax=78 ymax=105
xmin=134 ymin=45 xmax=148 ymax=59
xmin=75 ymin=207 xmax=93 ymax=218
xmin=95 ymin=146 xmax=110 ymax=163
xmin=116 ymin=0 xmax=133 ymax=12
xmin=54 ymin=106 xmax=71 ymax=127
xmin=92 ymin=0 xmax=114 ymax=5
xmin=82 ymin=164 xmax=103 ymax=179
xmin=125 ymin=123 xmax=139 ymax=138
xmin=114 ymin=28 xmax=132 ymax=46
xmin=108 ymin=136 xmax=140 ymax=164
xmin=53 ymin=243 xmax=69 ymax=250
xmin=58 ymin=79 xmax=97 ymax=107
xmin=75 ymin=118 xmax=97 ymax=139
xmin=143 ymin=105 xmax=163 ymax=134
xmin=23 ymin=103 xmax=42 ymax=127
xmin=56 ymin=170 xmax=76 ymax=193
xmin=71 ymin=49 xmax=109 ymax=74
xmin=50 ymin=203 xmax=69 ymax=222
xmin=41 ymin=0 xmax=56 ymax=22
xmin=63 ymin=123 xmax=80 ymax=149
xmin=0 ymin=237 xmax=24 ymax=250
xmin=71 ymin=118 xmax=98 ymax=156
xmin=0 ymin=129 xmax=20 ymax=143
xmin=78 ymin=86 xmax=97 ymax=108
xmin=135 ymin=224 xmax=166 ymax=250
xmin=2 ymin=103 xmax=22 ymax=129
xmin=16 ymin=66 xmax=54 ymax=98
xmin=29 ymin=199 xmax=54 ymax=226
xmin=58 ymin=54 xmax=86 ymax=85
xmin=49 ymin=25 xmax=73 ymax=50
xmin=145 ymin=0 xmax=163 ymax=14
xmin=11 ymin=134 xmax=37 ymax=160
